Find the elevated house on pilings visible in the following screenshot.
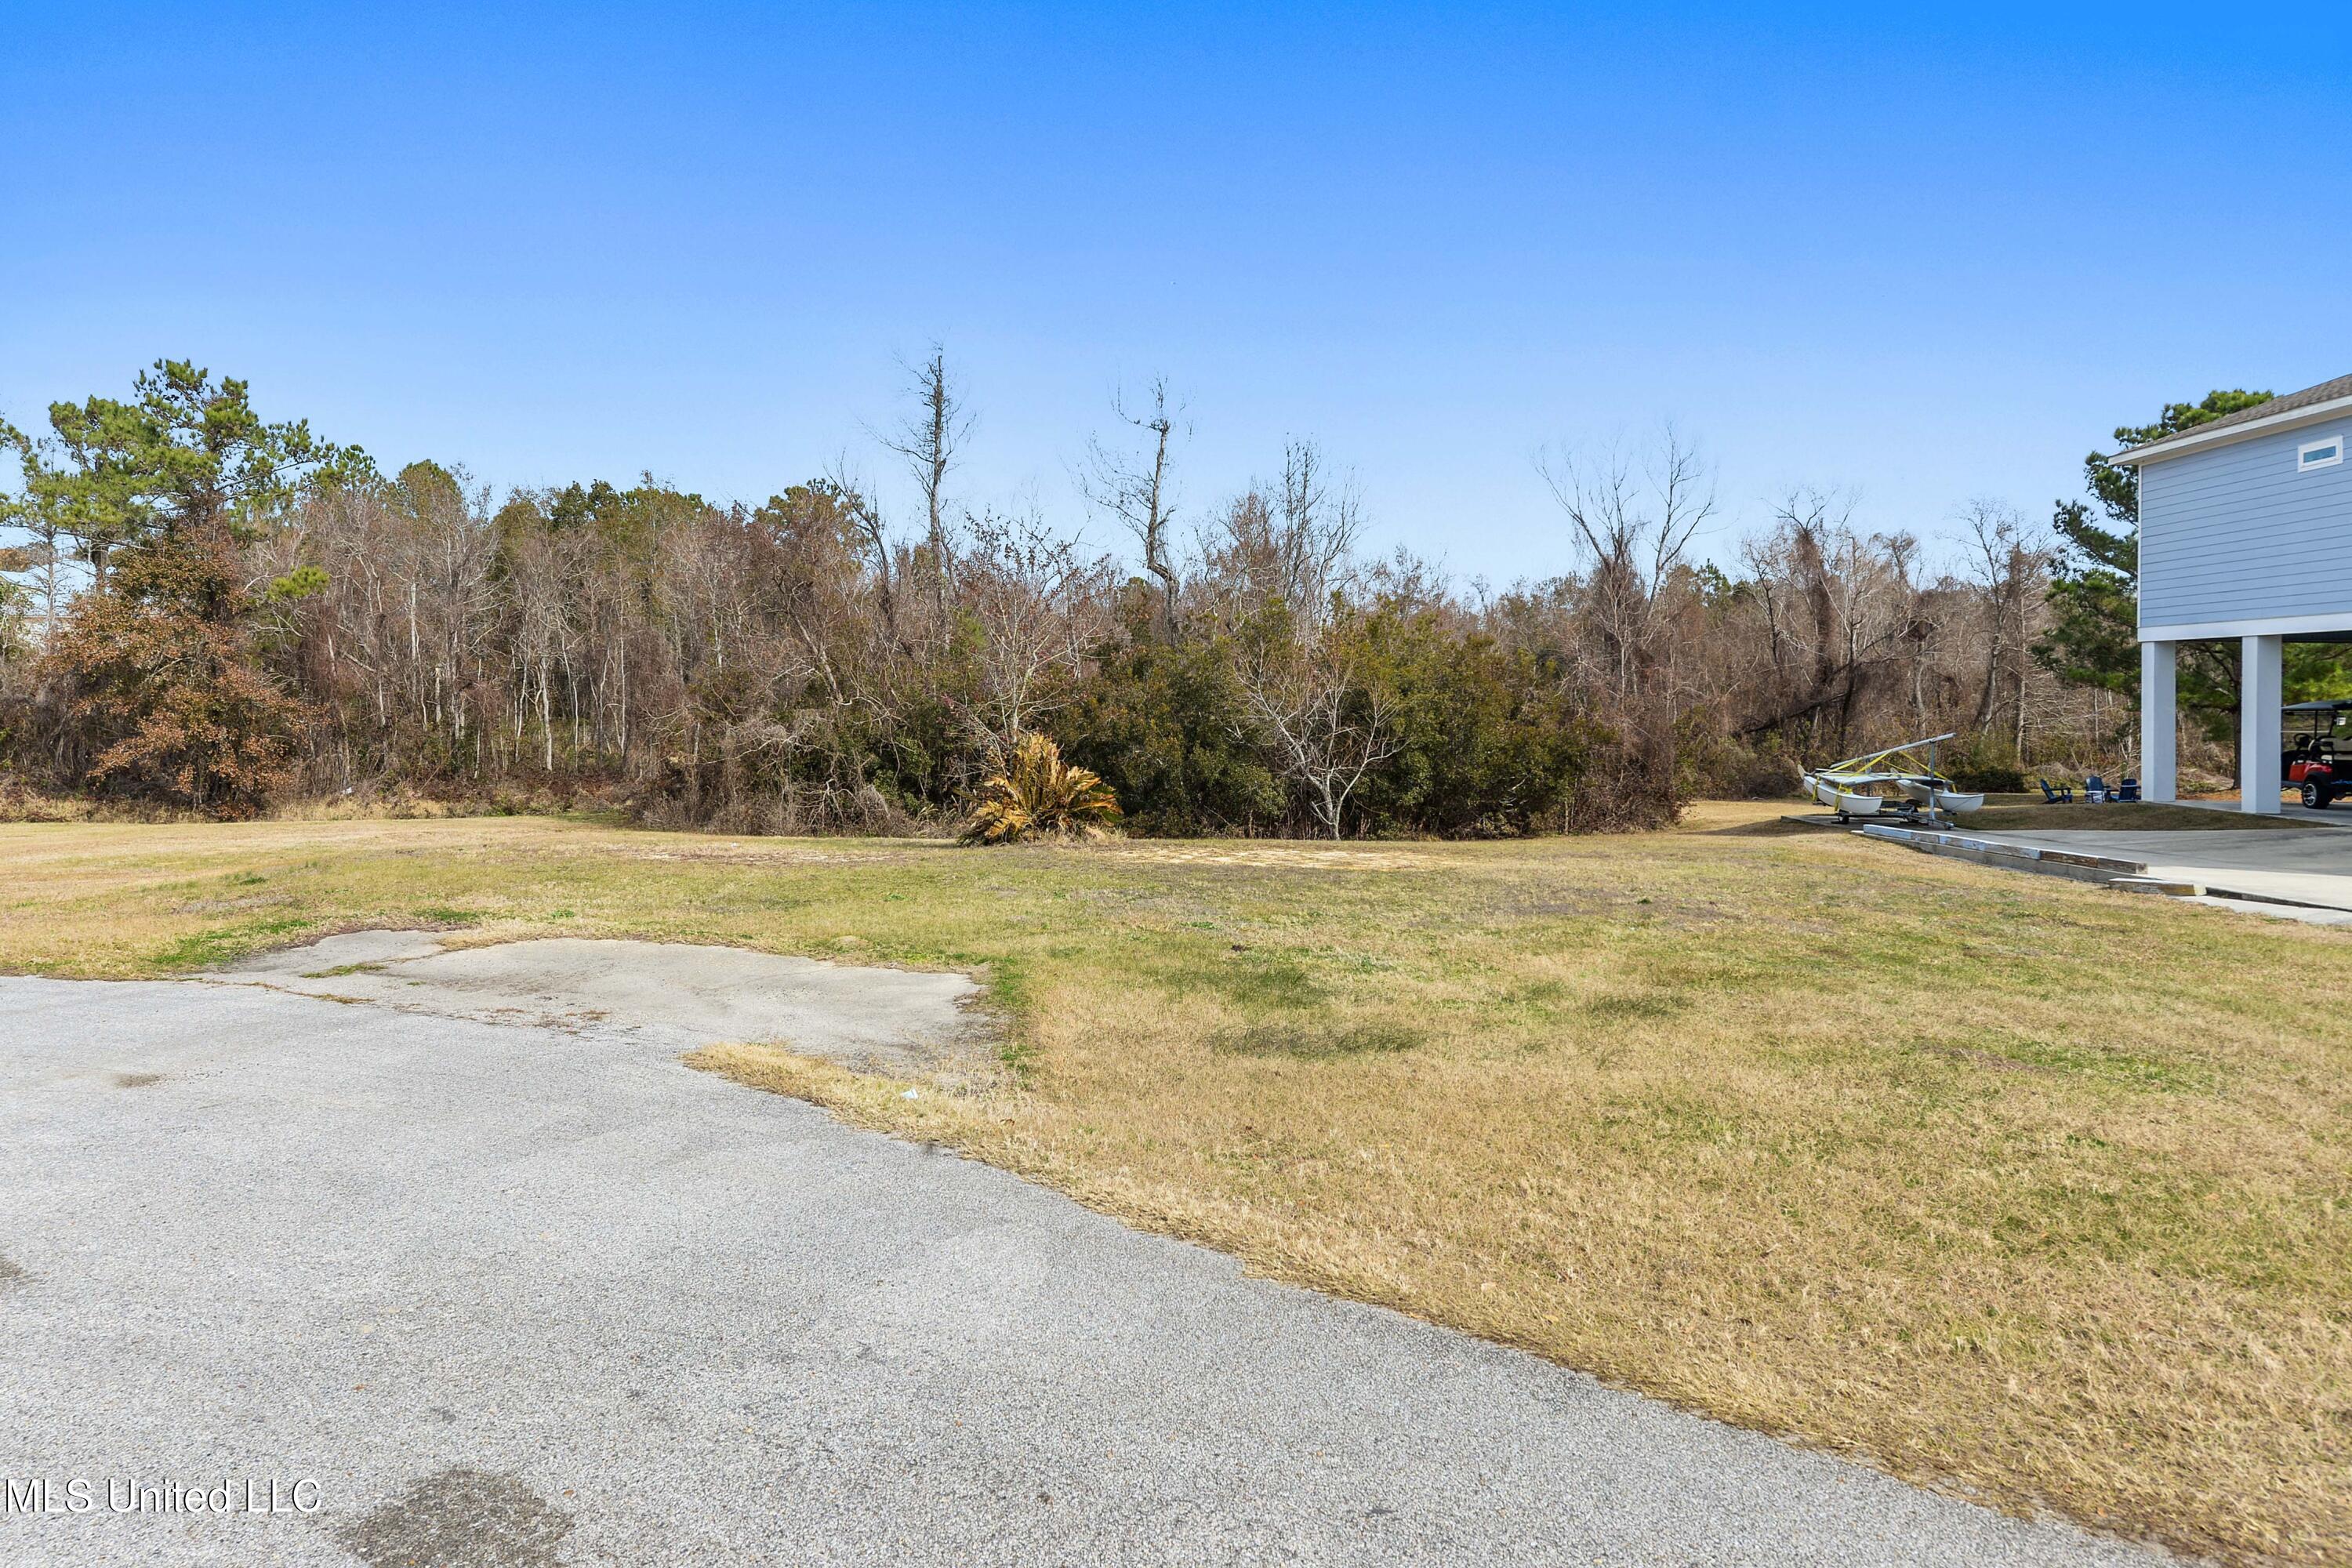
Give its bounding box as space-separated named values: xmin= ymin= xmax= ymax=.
xmin=2111 ymin=373 xmax=2352 ymax=813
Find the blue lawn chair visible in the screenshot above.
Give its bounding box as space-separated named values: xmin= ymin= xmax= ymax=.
xmin=2038 ymin=778 xmax=2074 ymax=804
xmin=2112 ymin=776 xmax=2140 ymax=803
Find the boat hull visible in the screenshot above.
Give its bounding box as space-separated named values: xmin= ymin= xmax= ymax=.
xmin=1806 ymin=775 xmax=1890 ymax=816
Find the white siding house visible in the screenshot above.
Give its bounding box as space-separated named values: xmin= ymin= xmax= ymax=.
xmin=2110 ymin=373 xmax=2352 ymax=812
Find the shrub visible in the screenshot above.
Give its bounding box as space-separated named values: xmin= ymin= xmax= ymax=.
xmin=1680 ymin=733 xmax=1803 ymax=800
xmin=960 ymin=734 xmax=1122 ymax=844
xmin=1941 ymin=732 xmax=2028 ymax=793
xmin=1058 ymin=632 xmax=1287 ymax=836
xmin=1342 ymin=607 xmax=1602 ymax=837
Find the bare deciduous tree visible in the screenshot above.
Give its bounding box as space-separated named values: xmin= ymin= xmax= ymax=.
xmin=1733 ymin=488 xmax=1923 ymax=753
xmin=1234 ymin=618 xmax=1399 ymax=840
xmin=1080 ymin=376 xmax=1184 ymax=636
xmin=958 ymin=506 xmax=1115 ymax=751
xmin=1198 ymin=440 xmax=1364 ymax=626
xmin=1537 ymin=426 xmax=1715 ymax=712
xmin=1958 ymin=497 xmax=2048 ymax=755
xmin=877 ymin=345 xmax=970 ymax=623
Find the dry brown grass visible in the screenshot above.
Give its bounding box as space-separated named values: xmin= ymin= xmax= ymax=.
xmin=2 ymin=808 xmax=2347 ymax=1561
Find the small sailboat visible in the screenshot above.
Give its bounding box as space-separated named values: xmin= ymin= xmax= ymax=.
xmin=1804 ymin=734 xmax=1980 ymax=822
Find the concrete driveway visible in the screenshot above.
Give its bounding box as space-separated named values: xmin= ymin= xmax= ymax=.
xmin=1983 ymin=826 xmax=2352 ymax=915
xmin=0 ymin=975 xmax=2167 ymax=1566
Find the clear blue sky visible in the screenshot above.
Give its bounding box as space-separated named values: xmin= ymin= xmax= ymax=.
xmin=5 ymin=3 xmax=2347 ymax=582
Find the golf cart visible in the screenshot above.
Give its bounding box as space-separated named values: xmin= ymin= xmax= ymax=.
xmin=2284 ymin=699 xmax=2352 ymax=808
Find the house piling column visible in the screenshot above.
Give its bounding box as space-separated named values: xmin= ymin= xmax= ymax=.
xmin=2139 ymin=641 xmax=2177 ymax=803
xmin=2241 ymin=634 xmax=2284 ymax=814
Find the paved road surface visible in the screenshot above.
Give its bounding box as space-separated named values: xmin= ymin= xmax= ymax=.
xmin=1 ymin=977 xmax=2168 ymax=1566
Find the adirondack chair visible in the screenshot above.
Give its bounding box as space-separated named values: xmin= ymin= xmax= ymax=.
xmin=2038 ymin=778 xmax=2074 ymax=804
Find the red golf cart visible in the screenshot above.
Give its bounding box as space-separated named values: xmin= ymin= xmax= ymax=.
xmin=2284 ymin=699 xmax=2352 ymax=809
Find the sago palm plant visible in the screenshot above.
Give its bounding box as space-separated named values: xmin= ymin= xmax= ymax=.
xmin=960 ymin=734 xmax=1122 ymax=845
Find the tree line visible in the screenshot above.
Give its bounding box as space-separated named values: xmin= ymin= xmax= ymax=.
xmin=2 ymin=357 xmax=2312 ymax=832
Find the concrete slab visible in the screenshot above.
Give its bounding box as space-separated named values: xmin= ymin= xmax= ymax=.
xmin=215 ymin=932 xmax=985 ymax=1075
xmin=2168 ymin=798 xmax=2352 ymax=828
xmin=2180 ymin=895 xmax=2352 ymax=927
xmin=1976 ymin=829 xmax=2352 ymax=915
xmin=1854 ymin=825 xmax=2147 ymax=885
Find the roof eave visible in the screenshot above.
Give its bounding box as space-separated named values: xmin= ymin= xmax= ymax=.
xmin=2107 ymin=393 xmax=2352 ymax=466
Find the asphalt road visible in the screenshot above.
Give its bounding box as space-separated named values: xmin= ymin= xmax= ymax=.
xmin=0 ymin=975 xmax=2169 ymax=1566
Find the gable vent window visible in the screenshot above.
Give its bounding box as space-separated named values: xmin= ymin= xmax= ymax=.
xmin=2301 ymin=436 xmax=2344 ymax=471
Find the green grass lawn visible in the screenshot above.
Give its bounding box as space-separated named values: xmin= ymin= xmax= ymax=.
xmin=2 ymin=804 xmax=2347 ymax=1563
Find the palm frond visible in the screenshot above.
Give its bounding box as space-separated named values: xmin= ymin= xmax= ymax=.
xmin=960 ymin=733 xmax=1121 ymax=845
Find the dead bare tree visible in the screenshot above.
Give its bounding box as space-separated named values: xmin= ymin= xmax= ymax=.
xmin=824 ymin=459 xmax=898 ymax=646
xmin=1080 ymin=376 xmax=1184 ymax=636
xmin=877 ymin=345 xmax=970 ymax=625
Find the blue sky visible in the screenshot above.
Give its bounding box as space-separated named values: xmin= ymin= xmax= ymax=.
xmin=4 ymin=3 xmax=2347 ymax=582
